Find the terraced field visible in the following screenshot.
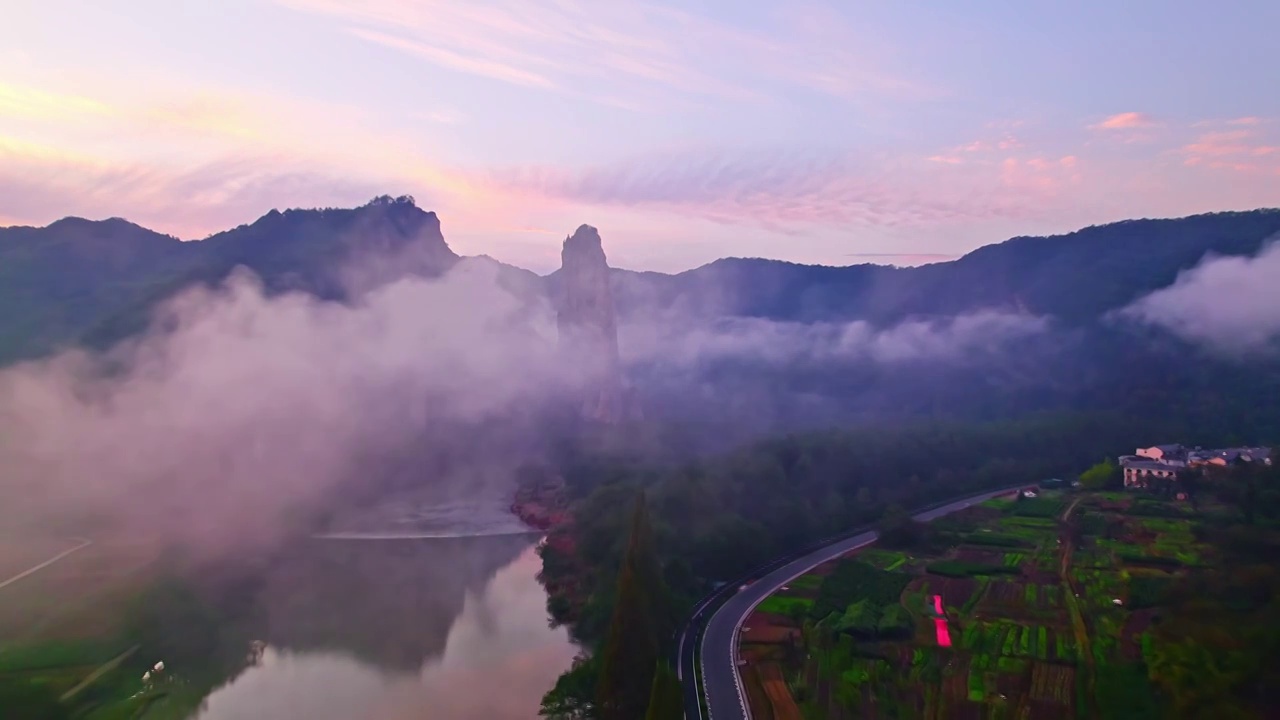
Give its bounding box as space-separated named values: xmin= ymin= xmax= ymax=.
xmin=738 ymin=490 xmax=1215 ymax=719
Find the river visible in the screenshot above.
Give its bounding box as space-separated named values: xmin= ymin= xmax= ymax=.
xmin=187 ymin=521 xmax=577 ymax=719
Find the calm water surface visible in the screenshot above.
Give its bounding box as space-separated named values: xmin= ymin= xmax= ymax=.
xmin=190 ymin=533 xmax=576 ymax=720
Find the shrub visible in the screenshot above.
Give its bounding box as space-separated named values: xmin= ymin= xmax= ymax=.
xmin=926 ymin=561 xmax=1020 ymax=578
xmin=811 ymin=561 xmax=912 ymax=619
xmin=1117 ymin=552 xmax=1182 ymax=568
xmin=834 ymin=598 xmax=881 ymax=637
xmin=1009 ymin=498 xmax=1064 ymax=518
xmin=876 ymin=604 xmax=914 ymax=639
xmin=757 ymin=595 xmax=815 ymax=618
xmin=964 ymin=532 xmax=1029 ymax=548
xmin=1128 ymin=575 xmax=1175 ymax=609
xmin=1125 ymin=502 xmax=1187 ymax=519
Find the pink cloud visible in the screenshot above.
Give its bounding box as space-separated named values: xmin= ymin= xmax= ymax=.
xmin=1228 ymin=116 xmax=1265 ymax=126
xmin=938 ymin=132 xmax=1020 ymax=158
xmin=1091 ymin=112 xmax=1157 ymax=130
xmin=274 ymin=0 xmax=923 ymax=107
xmin=1180 ymin=126 xmax=1280 ymax=175
xmin=0 ymin=141 xmax=389 ymax=238
xmin=490 ymin=148 xmax=1085 ymax=232
xmin=999 ymin=155 xmax=1081 ymax=195
xmin=1183 ymin=130 xmax=1254 ymax=157
xmin=348 ymin=28 xmax=558 ymax=89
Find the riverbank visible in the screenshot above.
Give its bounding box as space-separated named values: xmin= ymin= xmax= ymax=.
xmin=511 ymin=476 xmax=591 ymax=630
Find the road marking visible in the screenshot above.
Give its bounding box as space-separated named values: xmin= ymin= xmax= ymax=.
xmin=726 ymin=535 xmax=879 ymax=719
xmin=0 ymin=537 xmax=92 ymax=592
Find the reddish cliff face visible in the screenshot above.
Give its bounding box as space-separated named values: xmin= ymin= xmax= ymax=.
xmin=557 ymin=225 xmax=626 ymax=423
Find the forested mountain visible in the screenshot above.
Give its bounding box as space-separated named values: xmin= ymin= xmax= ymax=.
xmin=546 ymin=210 xmax=1280 ymax=325
xmin=5 ymin=203 xmax=1278 ymax=365
xmin=3 ymin=201 xmax=1278 ymax=443
xmin=0 ymin=195 xmax=457 ymax=362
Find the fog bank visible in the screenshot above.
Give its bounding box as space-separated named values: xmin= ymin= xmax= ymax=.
xmin=621 ymin=310 xmax=1049 ymax=367
xmin=1120 ymin=240 xmax=1280 ymax=354
xmin=0 ymin=259 xmax=566 ymax=554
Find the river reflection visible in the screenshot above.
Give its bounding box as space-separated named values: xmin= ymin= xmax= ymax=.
xmin=191 ymin=534 xmax=576 ymax=720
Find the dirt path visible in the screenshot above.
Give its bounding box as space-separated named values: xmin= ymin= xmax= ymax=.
xmin=1057 ymin=496 xmax=1095 ymax=717
xmin=0 ymin=538 xmax=92 ymax=592
xmin=757 ymin=662 xmax=802 ymax=720
xmin=1057 ymin=497 xmax=1081 ymax=576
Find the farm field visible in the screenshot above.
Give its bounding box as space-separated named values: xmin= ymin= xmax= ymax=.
xmin=0 ymin=534 xmax=215 ymax=720
xmin=738 ymin=489 xmax=1225 ymax=719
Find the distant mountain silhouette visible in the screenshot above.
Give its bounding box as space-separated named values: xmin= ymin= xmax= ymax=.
xmin=6 ymin=202 xmax=1279 ymax=362
xmin=578 ymin=210 xmax=1280 ymax=326
xmin=0 ymin=195 xmax=459 ymax=362
xmin=4 ymin=201 xmax=1279 ymax=442
xmin=6 ymin=203 xmax=1279 ymax=364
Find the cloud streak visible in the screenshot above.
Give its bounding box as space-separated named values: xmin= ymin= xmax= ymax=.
xmin=1120 ymin=240 xmax=1280 ymax=353
xmin=272 ymin=0 xmax=922 ymax=105
xmin=0 ymin=78 xmax=492 ymax=237
xmin=0 ymin=138 xmax=387 ymax=238
xmin=622 ymin=311 xmax=1049 ymax=368
xmin=1180 ymin=126 xmax=1280 ymax=175
xmin=1091 ymin=112 xmax=1158 ymax=130
xmin=490 ymin=148 xmax=1078 ymax=231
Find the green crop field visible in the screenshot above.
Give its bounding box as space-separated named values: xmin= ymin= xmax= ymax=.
xmin=756 ymin=595 xmax=814 ymax=617
xmin=742 ymin=489 xmax=1225 ymax=719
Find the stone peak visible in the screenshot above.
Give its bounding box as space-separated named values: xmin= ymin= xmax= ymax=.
xmin=562 ymin=224 xmax=605 ymax=262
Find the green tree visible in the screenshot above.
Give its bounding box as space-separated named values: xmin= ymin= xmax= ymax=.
xmin=541 ymin=657 xmax=599 ymax=719
xmin=642 ymin=662 xmax=683 ymax=720
xmin=835 ymin=599 xmax=880 ymax=637
xmin=596 ymin=492 xmax=674 ymax=720
xmin=1079 ymin=458 xmax=1119 ymax=490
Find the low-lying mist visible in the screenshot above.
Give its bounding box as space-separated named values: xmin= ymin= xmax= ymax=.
xmin=1119 ymin=238 xmax=1280 ymax=355
xmin=0 ymin=258 xmax=568 ymax=556
xmin=620 ymin=310 xmax=1049 ymax=367
xmin=4 ymin=219 xmax=1211 ymax=559
xmin=616 ymin=306 xmax=1070 ymax=440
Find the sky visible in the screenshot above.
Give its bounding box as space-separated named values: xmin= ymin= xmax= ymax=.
xmin=1 ymin=0 xmax=1278 ymax=273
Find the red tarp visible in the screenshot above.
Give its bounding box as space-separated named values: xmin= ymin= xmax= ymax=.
xmin=932 ymin=595 xmax=952 ymax=646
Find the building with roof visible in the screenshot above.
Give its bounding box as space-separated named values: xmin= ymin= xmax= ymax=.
xmin=1120 ymin=458 xmax=1179 ymax=488
xmin=1187 ymin=447 xmax=1272 ymax=467
xmin=1136 ymin=444 xmax=1186 ymax=463
xmin=1120 ymin=444 xmax=1271 ymax=489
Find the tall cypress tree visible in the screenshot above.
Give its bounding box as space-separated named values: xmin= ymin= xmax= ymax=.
xmin=596 ymin=491 xmax=673 ymax=720
xmin=643 ymin=662 xmax=684 ymax=720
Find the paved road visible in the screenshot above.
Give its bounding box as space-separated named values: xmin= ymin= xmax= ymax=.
xmin=689 ymin=488 xmax=1017 ymax=720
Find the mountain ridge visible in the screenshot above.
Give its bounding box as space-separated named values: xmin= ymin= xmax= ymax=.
xmin=3 ymin=201 xmax=1280 ymax=364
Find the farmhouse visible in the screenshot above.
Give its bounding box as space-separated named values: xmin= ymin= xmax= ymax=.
xmin=1119 ymin=458 xmax=1179 ymax=488
xmin=1120 ymin=443 xmax=1272 ymax=489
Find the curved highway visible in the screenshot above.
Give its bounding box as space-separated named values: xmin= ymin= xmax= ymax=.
xmin=683 ymin=487 xmax=1017 ymax=719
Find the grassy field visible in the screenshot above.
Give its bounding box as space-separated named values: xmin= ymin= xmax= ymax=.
xmin=739 ymin=489 xmax=1214 ymax=719
xmin=0 ymin=534 xmax=193 ymax=719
